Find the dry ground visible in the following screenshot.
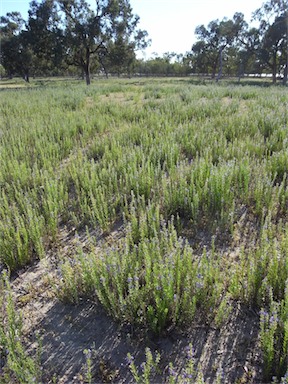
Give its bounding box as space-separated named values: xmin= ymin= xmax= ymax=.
xmin=10 ymin=218 xmax=263 ymax=384
xmin=3 ymin=87 xmax=269 ymax=383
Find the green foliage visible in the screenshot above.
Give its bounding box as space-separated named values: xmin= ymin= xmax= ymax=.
xmin=0 ymin=272 xmax=41 ymax=383
xmin=1 ymin=78 xmax=288 ymax=381
xmin=192 ymin=13 xmax=247 ymax=79
xmin=57 ymin=218 xmax=224 ymax=333
xmin=126 ymin=344 xmax=208 ymax=384
xmin=127 ymin=348 xmax=161 ymax=384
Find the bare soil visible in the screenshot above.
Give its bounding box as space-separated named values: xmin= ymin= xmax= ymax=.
xmin=10 ymin=218 xmax=264 ymax=384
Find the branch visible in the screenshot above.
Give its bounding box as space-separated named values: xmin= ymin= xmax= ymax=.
xmin=90 ymin=41 xmax=107 ymax=54
xmin=95 ymin=0 xmax=100 ymax=17
xmin=58 ymin=2 xmax=78 ymax=25
xmin=238 ymin=37 xmax=257 ymax=53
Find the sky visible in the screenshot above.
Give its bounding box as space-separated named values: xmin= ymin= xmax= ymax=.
xmin=0 ymin=0 xmax=265 ymax=58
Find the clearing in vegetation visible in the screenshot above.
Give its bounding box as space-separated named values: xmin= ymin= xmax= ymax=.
xmin=0 ymin=77 xmax=288 ymax=383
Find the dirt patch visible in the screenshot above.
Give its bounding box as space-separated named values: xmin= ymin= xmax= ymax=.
xmin=221 ymin=97 xmax=249 ymax=115
xmin=99 ymin=92 xmax=133 ymax=104
xmin=34 ymin=302 xmax=135 ymax=383
xmin=11 ymin=258 xmax=262 ymax=383
xmin=98 ymin=92 xmax=145 ymax=106
xmin=0 ymin=83 xmax=29 ymax=89
xmin=85 ymin=97 xmax=95 ymax=108
xmin=222 ymin=97 xmax=233 ymax=106
xmin=8 ymin=215 xmax=263 ymax=383
xmin=13 ymin=263 xmax=262 ymax=383
xmin=197 ymin=305 xmax=261 ymax=383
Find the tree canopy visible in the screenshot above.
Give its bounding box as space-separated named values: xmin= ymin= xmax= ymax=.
xmin=0 ymin=0 xmax=149 ymax=84
xmin=191 ymin=0 xmax=287 ymax=83
xmin=0 ymin=0 xmax=287 ymax=83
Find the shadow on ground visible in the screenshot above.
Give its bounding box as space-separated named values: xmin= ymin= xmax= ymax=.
xmin=28 ymin=298 xmax=262 ymax=383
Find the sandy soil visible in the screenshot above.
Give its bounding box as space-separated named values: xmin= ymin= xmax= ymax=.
xmin=9 ymin=218 xmax=263 ymax=384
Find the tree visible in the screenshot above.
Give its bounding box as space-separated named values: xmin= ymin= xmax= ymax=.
xmin=103 ymin=12 xmax=150 ymax=77
xmin=235 ymin=25 xmax=264 ymax=78
xmin=0 ymin=2 xmax=65 ymax=81
xmin=0 ymin=12 xmax=34 ymax=81
xmin=0 ymin=12 xmax=23 ymax=77
xmin=106 ymin=37 xmax=136 ymax=76
xmin=191 ymin=40 xmax=211 ymax=74
xmin=191 ymin=13 xmax=247 ymax=79
xmin=27 ymin=0 xmax=65 ymax=75
xmin=253 ymin=0 xmax=288 ymax=83
xmin=259 ymin=14 xmax=287 ymax=83
xmin=0 ymin=11 xmax=24 ymax=36
xmin=0 ymin=64 xmax=5 ymax=78
xmin=135 ymin=52 xmax=191 ymax=77
xmin=192 ymin=21 xmax=221 ymax=78
xmin=56 ymin=0 xmax=149 ymax=84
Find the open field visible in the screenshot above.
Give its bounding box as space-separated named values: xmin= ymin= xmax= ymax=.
xmin=0 ymin=77 xmax=288 ymax=383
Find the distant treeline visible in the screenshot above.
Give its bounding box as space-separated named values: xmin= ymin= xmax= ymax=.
xmin=0 ymin=0 xmax=287 ymax=84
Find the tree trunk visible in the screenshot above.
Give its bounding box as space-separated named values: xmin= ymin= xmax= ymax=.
xmin=211 ymin=66 xmax=216 ymax=79
xmin=238 ymin=62 xmax=244 ymax=83
xmin=283 ymin=63 xmax=287 ymax=86
xmin=211 ymin=57 xmax=218 ymax=79
xmin=272 ymin=51 xmax=277 ymax=84
xmin=85 ymin=69 xmax=91 ymax=85
xmin=23 ymin=73 xmax=29 ymax=83
xmin=216 ymin=47 xmax=223 ymax=82
xmin=84 ymin=48 xmax=91 ymax=85
xmin=98 ymin=55 xmax=108 ymax=78
xmin=272 ymin=68 xmax=277 ymax=84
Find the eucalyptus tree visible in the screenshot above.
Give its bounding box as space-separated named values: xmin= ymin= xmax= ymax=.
xmin=191 ymin=40 xmax=210 ymax=74
xmin=102 ymin=8 xmax=149 ymax=77
xmin=253 ymin=0 xmax=288 ymax=83
xmin=105 ymin=37 xmax=135 ymax=76
xmin=27 ymin=0 xmax=65 ymax=75
xmin=259 ymin=13 xmax=287 ymax=83
xmin=236 ymin=25 xmax=263 ymax=78
xmin=56 ymin=0 xmax=149 ymax=84
xmin=0 ymin=12 xmax=33 ymax=81
xmin=0 ymin=2 xmax=64 ymax=80
xmin=192 ymin=13 xmax=247 ymax=79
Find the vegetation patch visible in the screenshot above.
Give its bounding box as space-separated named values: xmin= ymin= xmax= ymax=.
xmin=0 ymin=78 xmax=288 ymax=382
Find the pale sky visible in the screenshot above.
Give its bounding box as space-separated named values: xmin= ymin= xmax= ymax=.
xmin=1 ymin=0 xmax=265 ymax=58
